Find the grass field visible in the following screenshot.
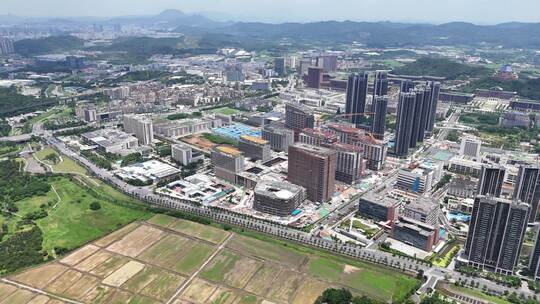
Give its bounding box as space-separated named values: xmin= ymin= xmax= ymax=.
xmin=210 ymin=107 xmax=241 ymax=116
xmin=445 ymin=285 xmax=512 ymax=304
xmin=37 ymin=177 xmax=152 ymax=254
xmin=21 ymin=106 xmax=73 ymax=133
xmin=168 ymin=219 xmax=230 ymax=244
xmin=34 ymin=146 xmax=88 ymax=174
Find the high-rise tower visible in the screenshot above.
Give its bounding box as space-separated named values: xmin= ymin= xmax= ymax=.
xmin=345 ymin=72 xmax=369 ymax=126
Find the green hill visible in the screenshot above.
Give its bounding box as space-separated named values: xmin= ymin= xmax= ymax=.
xmin=14 ymin=35 xmax=84 ymax=56
xmin=393 ymin=57 xmax=493 ymax=80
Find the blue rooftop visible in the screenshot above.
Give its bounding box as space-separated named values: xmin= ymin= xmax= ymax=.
xmin=213 ymin=123 xmax=262 ymax=140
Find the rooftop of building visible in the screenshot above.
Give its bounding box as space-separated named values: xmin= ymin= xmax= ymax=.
xmin=476 ymin=195 xmax=529 ymax=209
xmin=400 ymin=165 xmax=432 ymax=176
xmin=263 ymin=122 xmax=293 ymax=133
xmin=361 ymin=190 xmax=402 ymax=208
xmin=500 ymin=64 xmax=514 ymax=73
xmin=172 ymin=143 xmax=192 ymax=151
xmin=215 ymin=145 xmax=243 ymax=157
xmin=290 ymin=143 xmax=336 ymax=157
xmin=240 ymin=135 xmax=269 ymax=145
xmin=449 ymin=178 xmax=477 ymax=189
xmin=395 ymin=217 xmax=436 ymax=234
xmin=285 ymin=102 xmax=314 ymax=114
xmin=117 ymin=159 xmax=181 ymax=181
xmin=82 ymin=128 xmax=138 ymax=147
xmin=255 ymin=180 xmax=304 ymax=201
xmin=404 ymin=198 xmax=439 ymax=215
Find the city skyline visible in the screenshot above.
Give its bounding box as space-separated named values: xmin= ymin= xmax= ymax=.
xmin=0 ymin=0 xmax=539 ymax=24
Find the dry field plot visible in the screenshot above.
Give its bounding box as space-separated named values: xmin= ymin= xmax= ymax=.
xmin=106 ymin=225 xmax=166 ymax=257
xmin=93 ymin=222 xmax=140 ymax=248
xmin=168 ymin=219 xmax=230 ymax=244
xmin=6 ymin=218 xmax=222 ymax=304
xmin=0 ymin=282 xmax=68 ymax=304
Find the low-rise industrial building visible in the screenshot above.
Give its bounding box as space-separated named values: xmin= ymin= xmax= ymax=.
xmin=81 ymin=128 xmax=139 ymax=156
xmin=162 ymin=174 xmax=234 ymax=204
xmin=116 ymin=160 xmax=181 ymax=184
xmin=172 ymin=143 xmax=204 ymax=166
xmin=448 ymin=156 xmax=482 ymax=177
xmin=359 ymin=191 xmax=401 ymax=223
xmin=392 ymin=217 xmax=439 ymax=252
xmin=402 ymin=198 xmax=439 ymax=226
xmin=154 ymin=118 xmax=222 ymax=138
xmin=448 ymin=178 xmax=477 ymax=198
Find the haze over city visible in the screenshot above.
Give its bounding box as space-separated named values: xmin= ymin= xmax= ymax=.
xmin=1 ymin=0 xmax=540 ymax=23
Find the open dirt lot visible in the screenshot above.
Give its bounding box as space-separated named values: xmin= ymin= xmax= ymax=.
xmin=182 ymin=134 xmax=217 ymax=152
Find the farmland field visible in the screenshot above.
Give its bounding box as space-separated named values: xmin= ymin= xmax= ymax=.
xmin=6 ymin=214 xmax=419 ymax=304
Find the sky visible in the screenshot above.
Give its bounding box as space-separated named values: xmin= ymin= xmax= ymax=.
xmin=1 ymin=0 xmax=539 ymax=24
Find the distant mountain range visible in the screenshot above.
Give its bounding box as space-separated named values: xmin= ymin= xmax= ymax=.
xmin=181 ymin=20 xmax=540 ymax=48
xmin=3 ymin=10 xmax=540 ymax=48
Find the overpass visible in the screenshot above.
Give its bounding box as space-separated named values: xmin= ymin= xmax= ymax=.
xmin=0 ymin=134 xmax=32 ymax=143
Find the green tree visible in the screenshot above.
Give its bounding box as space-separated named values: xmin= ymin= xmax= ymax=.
xmin=89 ymin=202 xmax=101 ymax=211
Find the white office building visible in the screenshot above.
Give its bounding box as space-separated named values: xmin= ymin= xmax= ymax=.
xmin=123 ymin=115 xmax=154 ymax=145
xmin=460 ymin=136 xmax=482 ymax=158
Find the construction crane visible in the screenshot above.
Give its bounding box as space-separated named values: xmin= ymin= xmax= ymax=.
xmin=332 ymin=112 xmax=376 ymax=118
xmin=317 ymin=112 xmax=384 ymax=140
xmin=320 ymin=112 xmax=376 ymax=123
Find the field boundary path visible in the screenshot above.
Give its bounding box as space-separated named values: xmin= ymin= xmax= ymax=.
xmin=165 ymin=233 xmax=234 ymax=304
xmin=1 ymin=278 xmax=84 ymax=304
xmin=50 ymin=184 xmax=62 ymax=210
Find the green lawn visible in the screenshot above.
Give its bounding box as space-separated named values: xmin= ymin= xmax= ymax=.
xmin=147 ymin=213 xmax=177 ymax=227
xmin=22 ymin=107 xmax=73 ymax=133
xmin=36 ymin=176 xmax=152 ymax=254
xmin=0 ymin=144 xmax=20 ymax=157
xmin=227 ymin=234 xmax=306 ymax=268
xmin=15 ymin=191 xmax=57 ymax=216
xmin=34 ymin=147 xmax=87 ymax=175
xmin=306 ymin=257 xmax=343 ymax=282
xmin=447 ymin=285 xmax=512 ymax=304
xmin=210 ymin=107 xmax=240 ymax=116
xmin=433 ymin=245 xmax=460 ymax=268
xmin=306 ymin=256 xmax=416 ymax=302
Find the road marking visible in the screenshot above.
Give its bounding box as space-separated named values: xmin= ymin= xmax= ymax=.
xmin=165 ymin=233 xmax=234 ymax=304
